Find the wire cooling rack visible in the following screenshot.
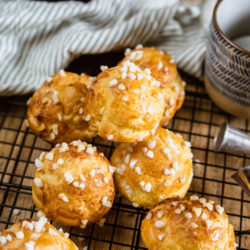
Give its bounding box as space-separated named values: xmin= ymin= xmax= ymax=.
xmin=0 ymin=52 xmax=249 ymax=249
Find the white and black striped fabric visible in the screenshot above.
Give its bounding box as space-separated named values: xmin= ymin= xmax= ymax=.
xmin=0 ymin=0 xmax=207 ymax=95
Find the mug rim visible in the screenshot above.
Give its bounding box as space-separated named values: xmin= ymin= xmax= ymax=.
xmin=213 ymin=0 xmax=250 ymax=56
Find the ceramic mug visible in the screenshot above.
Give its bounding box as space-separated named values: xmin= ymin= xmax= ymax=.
xmin=205 ymin=0 xmax=250 ymax=118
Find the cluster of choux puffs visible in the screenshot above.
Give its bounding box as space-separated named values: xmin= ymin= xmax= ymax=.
xmin=27 ymin=45 xmax=185 ymax=144
xmin=7 ymin=45 xmax=235 ymax=250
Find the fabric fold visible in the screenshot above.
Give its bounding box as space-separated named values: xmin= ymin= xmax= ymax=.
xmin=0 ymin=0 xmax=207 ymax=95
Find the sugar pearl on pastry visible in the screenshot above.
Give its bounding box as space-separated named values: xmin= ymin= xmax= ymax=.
xmin=184 ymin=212 xmax=192 ymax=219
xmin=140 ymin=181 xmax=145 ymax=188
xmin=146 ymin=212 xmax=152 ymax=220
xmin=144 ymin=68 xmax=151 ymax=74
xmin=190 ymin=195 xmax=199 ymax=201
xmin=184 ymin=141 xmax=191 ymax=148
xmin=86 ymin=146 xmax=94 ymax=155
xmin=64 ymin=172 xmax=74 ymax=184
xmin=16 ymin=231 xmax=24 ymax=239
xmin=79 ymin=108 xmax=83 ymax=115
xmin=132 ymin=202 xmax=139 ymax=207
xmin=157 ymin=61 xmax=163 ymax=70
xmin=157 ymin=233 xmax=165 ymax=241
xmin=162 ymin=148 xmax=172 ymax=160
xmin=201 ymin=213 xmax=208 ymax=220
xmin=57 ymin=113 xmax=62 ymax=121
xmin=109 ymin=79 xmax=118 ymax=87
xmin=155 ymin=220 xmax=165 ymax=228
xmin=35 ymin=159 xmax=43 ymax=169
xmin=102 ymin=196 xmax=112 ymax=207
xmin=34 ymin=178 xmax=43 ymax=188
xmin=42 ymin=97 xmax=50 ymax=104
xmin=125 ymin=48 xmax=131 ymax=56
xmin=172 ymin=201 xmax=178 ymax=207
xmin=118 ymin=83 xmax=126 ymax=90
xmin=128 ymin=73 xmax=136 ymax=80
xmin=137 ymin=73 xmax=143 ymax=80
xmin=60 ymin=142 xmax=69 ymax=152
xmin=52 ymin=90 xmax=59 ymax=105
xmin=151 ymin=80 xmax=161 ymax=87
xmin=215 ymin=204 xmax=224 ymax=214
xmin=146 ymin=150 xmax=154 ymax=158
xmin=190 ymin=222 xmax=198 ymax=229
xmin=58 ymin=193 xmax=69 ymax=203
xmin=122 ymin=96 xmax=129 ymax=101
xmin=125 ymin=154 xmax=131 ymax=164
xmin=164 ymin=180 xmax=172 ymax=187
xmin=129 ymin=159 xmax=137 ymax=168
xmin=148 ymin=140 xmax=156 ymax=149
xmin=50 ymin=133 xmax=56 ymax=140
xmin=59 ymin=69 xmax=66 ymax=77
xmin=192 ymin=207 xmax=202 ymax=217
xmin=46 ymin=76 xmax=52 ymax=82
xmin=90 ymin=169 xmax=96 ymax=177
xmin=175 ymin=208 xmax=182 ymax=214
xmin=45 ymin=152 xmax=54 ymax=161
xmin=135 ymin=166 xmax=141 ymax=174
xmin=81 ymin=219 xmax=88 ymax=228
xmin=100 ymin=65 xmax=108 ymax=71
xmin=135 ymin=44 xmax=143 ymax=49
xmin=143 ymin=183 xmax=152 ymax=192
xmin=157 ymin=210 xmax=164 ymax=218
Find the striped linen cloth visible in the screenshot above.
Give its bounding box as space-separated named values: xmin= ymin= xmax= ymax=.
xmin=0 ymin=0 xmax=207 ymax=95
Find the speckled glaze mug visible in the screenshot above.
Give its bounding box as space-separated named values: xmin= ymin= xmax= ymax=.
xmin=205 ymin=0 xmax=250 ymax=118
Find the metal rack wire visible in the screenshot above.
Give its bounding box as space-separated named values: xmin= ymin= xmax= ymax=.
xmin=0 ymin=52 xmax=249 ymax=249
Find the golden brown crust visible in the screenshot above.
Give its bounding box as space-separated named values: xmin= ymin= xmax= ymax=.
xmin=27 ymin=71 xmax=97 ymax=144
xmin=0 ymin=218 xmax=78 ymax=250
xmin=86 ymin=63 xmax=165 ymax=142
xmin=141 ymin=197 xmax=236 ymax=250
xmin=161 ymin=74 xmax=185 ymax=126
xmin=32 ymin=141 xmax=115 ymax=227
xmin=227 ymin=224 xmax=236 ymax=249
xmin=110 ymin=127 xmax=193 ymax=207
xmin=119 ymin=47 xmax=185 ymax=125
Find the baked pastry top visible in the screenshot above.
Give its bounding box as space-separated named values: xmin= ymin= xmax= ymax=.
xmin=110 ymin=127 xmax=193 ymax=207
xmin=141 ymin=196 xmax=236 ymax=250
xmin=27 ymin=46 xmax=184 ymax=144
xmin=0 ymin=217 xmax=78 ymax=250
xmin=27 ymin=71 xmax=97 ymax=144
xmin=86 ymin=61 xmax=165 ymax=142
xmin=32 ymin=140 xmax=115 ymax=227
xmin=120 ymin=46 xmax=185 ymax=126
